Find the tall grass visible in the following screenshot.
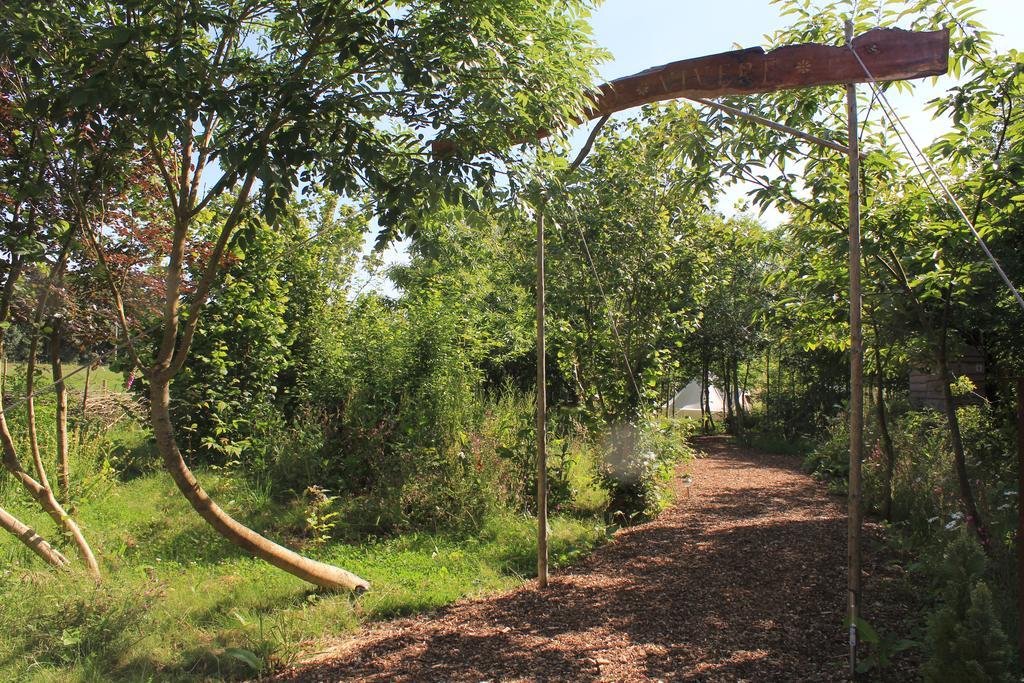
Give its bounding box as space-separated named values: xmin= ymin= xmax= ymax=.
xmin=0 ymin=365 xmax=692 ymax=681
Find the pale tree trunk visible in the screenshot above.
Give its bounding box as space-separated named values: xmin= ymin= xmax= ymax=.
xmin=736 ymin=357 xmax=745 ymax=416
xmin=24 ymin=229 xmax=72 ymax=492
xmin=0 ymin=249 xmax=99 ymax=578
xmin=148 ymin=378 xmax=369 ymax=590
xmin=0 ymin=410 xmax=100 ymax=577
xmin=734 ymin=355 xmax=745 ymax=438
xmin=50 ymin=321 xmax=70 ymax=502
xmin=699 ymin=356 xmax=707 ymax=430
xmin=702 ymin=359 xmax=714 ymax=432
xmin=25 ymin=330 xmax=50 ymax=490
xmin=0 ymin=505 xmax=69 ymax=570
xmin=723 ymin=356 xmax=734 ymax=430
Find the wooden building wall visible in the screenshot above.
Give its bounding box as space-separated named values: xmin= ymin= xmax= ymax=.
xmin=909 ymin=348 xmax=986 ymax=411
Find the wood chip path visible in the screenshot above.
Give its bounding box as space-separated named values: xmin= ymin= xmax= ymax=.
xmin=271 ymin=436 xmax=918 ymax=682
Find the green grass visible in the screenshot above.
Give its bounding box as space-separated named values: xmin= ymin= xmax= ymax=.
xmin=0 ymin=429 xmax=608 ymax=682
xmin=2 ymin=360 xmax=124 ymax=394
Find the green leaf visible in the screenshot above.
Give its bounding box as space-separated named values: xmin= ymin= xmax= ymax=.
xmin=224 ymin=647 xmax=262 ymax=672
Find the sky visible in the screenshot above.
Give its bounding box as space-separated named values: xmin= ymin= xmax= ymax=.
xmin=356 ymin=0 xmax=1024 ymax=294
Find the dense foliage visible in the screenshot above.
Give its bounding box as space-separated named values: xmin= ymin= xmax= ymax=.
xmin=0 ymin=0 xmax=1023 ymax=679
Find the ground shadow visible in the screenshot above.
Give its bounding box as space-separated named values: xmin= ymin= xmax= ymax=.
xmin=269 ymin=436 xmax=920 ymax=682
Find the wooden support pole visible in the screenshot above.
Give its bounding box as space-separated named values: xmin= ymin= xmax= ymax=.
xmin=536 ymin=207 xmax=548 ymax=589
xmin=1017 ymin=377 xmax=1024 ymax=660
xmin=845 ymin=19 xmax=865 ymax=680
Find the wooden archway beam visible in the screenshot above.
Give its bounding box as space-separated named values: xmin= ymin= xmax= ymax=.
xmin=432 ymin=27 xmax=949 ymax=156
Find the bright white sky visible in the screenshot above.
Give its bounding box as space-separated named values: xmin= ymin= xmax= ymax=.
xmin=356 ymin=0 xmax=1024 ymax=294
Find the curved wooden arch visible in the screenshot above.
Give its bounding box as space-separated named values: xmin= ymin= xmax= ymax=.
xmin=433 ymin=27 xmax=948 ymax=156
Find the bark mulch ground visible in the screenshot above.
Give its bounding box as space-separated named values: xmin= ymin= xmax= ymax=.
xmin=270 ymin=436 xmax=920 ymax=682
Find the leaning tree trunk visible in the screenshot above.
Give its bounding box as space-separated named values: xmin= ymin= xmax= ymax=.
xmin=87 ymin=154 xmax=368 ymax=592
xmin=0 ymin=251 xmax=97 ymax=577
xmin=936 ymin=338 xmax=990 ymax=552
xmin=2 ymin=320 xmax=99 ymax=576
xmin=148 ymin=378 xmax=369 ymax=591
xmin=0 ymin=413 xmax=100 ymax=577
xmin=50 ymin=322 xmax=70 ymax=502
xmin=0 ymin=505 xmax=69 ymax=570
xmin=872 ymin=345 xmax=897 ymax=522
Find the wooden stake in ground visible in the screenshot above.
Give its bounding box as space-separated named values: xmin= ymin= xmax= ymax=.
xmin=845 ymin=19 xmax=865 ymax=679
xmin=79 ymin=363 xmax=91 ymax=447
xmin=536 ymin=207 xmax=549 ymax=589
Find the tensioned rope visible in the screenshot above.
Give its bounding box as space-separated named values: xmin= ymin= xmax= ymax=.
xmin=849 ymin=43 xmax=1024 ymax=314
xmin=568 ymin=209 xmax=645 ymax=402
xmin=935 ymin=0 xmax=994 ymax=73
xmin=558 ymin=116 xmax=645 ymax=403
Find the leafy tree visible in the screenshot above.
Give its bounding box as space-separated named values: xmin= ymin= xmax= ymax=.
xmin=3 ymin=0 xmax=606 ymax=588
xmin=543 ymin=104 xmax=717 ymax=422
xmin=0 ymin=28 xmax=122 ymax=575
xmin=697 ymin=0 xmax=1024 ymax=550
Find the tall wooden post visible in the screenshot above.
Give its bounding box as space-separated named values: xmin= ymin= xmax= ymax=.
xmin=82 ymin=364 xmax=91 ymax=418
xmin=1017 ymin=377 xmax=1024 ymax=659
xmin=79 ymin=363 xmax=92 ymax=447
xmin=845 ymin=19 xmax=864 ymax=679
xmin=536 ymin=207 xmax=549 ymax=588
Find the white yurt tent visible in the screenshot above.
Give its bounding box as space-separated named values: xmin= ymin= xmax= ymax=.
xmin=663 ymin=379 xmax=749 ymax=418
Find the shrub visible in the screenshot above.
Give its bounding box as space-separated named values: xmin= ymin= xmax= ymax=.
xmin=922 ymin=533 xmax=1012 ymax=683
xmin=802 ymin=413 xmax=851 ymax=488
xmin=308 ymin=288 xmax=494 ymax=533
xmin=169 ymin=219 xmax=293 ymax=468
xmin=601 ymin=416 xmax=694 ymax=524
